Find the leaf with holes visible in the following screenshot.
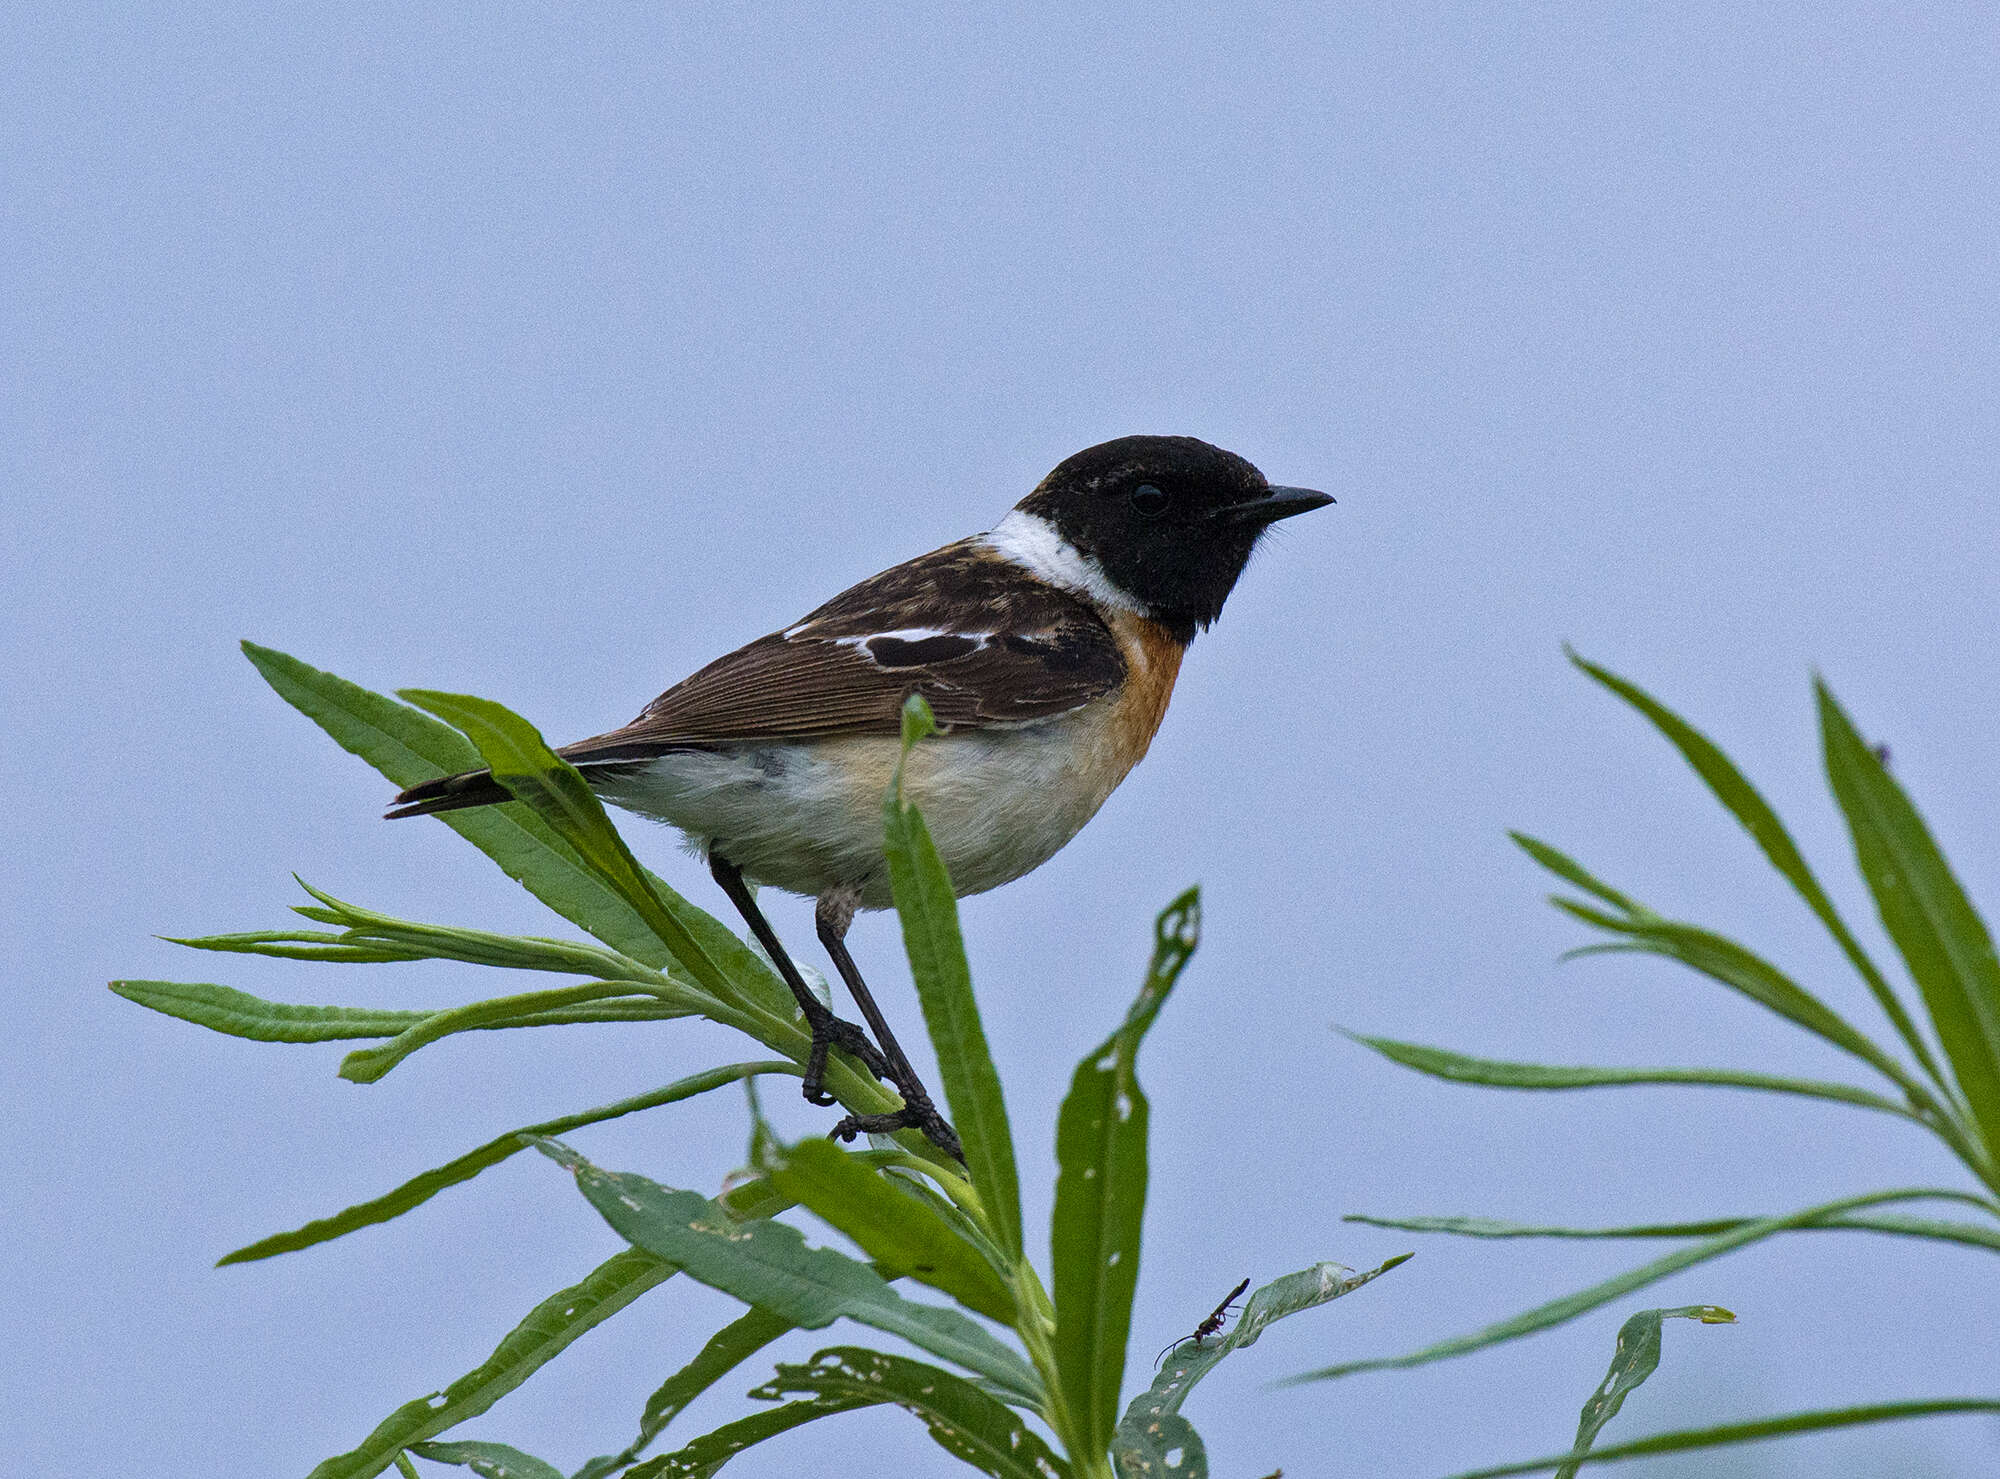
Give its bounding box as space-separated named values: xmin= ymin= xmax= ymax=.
xmin=1051 ymin=888 xmax=1199 ymax=1459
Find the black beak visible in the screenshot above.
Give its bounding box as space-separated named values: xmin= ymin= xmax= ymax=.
xmin=1222 ymin=485 xmax=1335 ymax=525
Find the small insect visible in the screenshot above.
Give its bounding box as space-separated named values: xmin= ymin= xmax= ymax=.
xmin=1154 ymin=1277 xmax=1251 ymax=1367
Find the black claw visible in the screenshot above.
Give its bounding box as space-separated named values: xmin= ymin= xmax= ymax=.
xmin=799 ymin=1010 xmax=889 ymax=1106
xmin=831 ymin=1093 xmax=964 ymax=1163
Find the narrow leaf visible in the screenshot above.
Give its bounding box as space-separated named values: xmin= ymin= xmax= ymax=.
xmin=622 ymin=1394 xmax=878 ymax=1479
xmin=1556 ymin=1306 xmax=1735 ymax=1479
xmin=221 ymin=1063 xmax=791 ymax=1264
xmin=535 ymin=1139 xmax=1041 ymax=1406
xmin=1446 ymin=1397 xmax=2000 ymax=1478
xmin=753 ymin=1347 xmax=1070 ymax=1479
xmin=883 ymin=694 xmax=1023 ymax=1261
xmin=338 ymin=983 xmax=686 ymax=1084
xmin=1550 ymin=903 xmax=1915 ymax=1087
xmin=1289 ymin=1188 xmax=1980 ymax=1382
xmin=762 ymin=1138 xmax=1015 ymax=1323
xmin=398 ymin=690 xmax=744 ymax=1009
xmin=305 ymin=1249 xmax=674 ymax=1479
xmin=163 ymin=930 xmax=426 ymax=964
xmin=406 ymin=1441 xmax=564 ymax=1479
xmin=1347 ymin=1034 xmax=1913 ymax=1118
xmin=1820 ymin=681 xmax=2000 ymax=1154
xmin=243 ymin=644 xmax=684 ymax=975
xmin=1118 ymin=1256 xmax=1407 ymax=1472
xmin=109 ymin=980 xmax=432 ymax=1042
xmin=1509 ymin=834 xmax=1641 ymax=915
xmin=1051 ymin=888 xmax=1200 ymax=1457
xmin=573 ymin=1307 xmax=795 ymax=1479
xmin=1343 ymin=1207 xmax=2000 ymax=1254
xmin=1572 ymin=653 xmax=1947 ymax=1096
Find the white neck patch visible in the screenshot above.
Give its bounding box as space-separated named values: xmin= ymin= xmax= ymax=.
xmin=981 ymin=510 xmax=1145 ymax=614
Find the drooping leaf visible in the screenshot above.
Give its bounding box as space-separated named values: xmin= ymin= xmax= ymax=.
xmin=220 ymin=1063 xmax=792 ymax=1265
xmin=1820 ymin=681 xmax=2000 ymax=1156
xmin=1346 ymin=1033 xmax=1913 ymax=1118
xmin=882 ymin=694 xmax=1023 ymax=1257
xmin=761 ymin=1137 xmax=1015 ymax=1323
xmin=1051 ymin=888 xmax=1199 ymax=1459
xmin=1116 ymin=1257 xmax=1408 ymax=1475
xmin=752 ymin=1347 xmax=1070 ymax=1479
xmin=110 ymin=979 xmax=433 ymax=1042
xmin=622 ymin=1393 xmax=879 ymax=1479
xmin=1443 ymin=1397 xmax=2000 ymax=1478
xmin=406 ymin=1440 xmax=564 ymax=1479
xmin=1571 ymin=654 xmax=1949 ymax=1097
xmin=305 ymin=1249 xmax=674 ymax=1479
xmin=534 ymin=1138 xmax=1041 ymax=1406
xmin=572 ymin=1306 xmax=795 ymax=1479
xmin=1554 ymin=1306 xmax=1735 ymax=1479
xmin=1290 ymin=1187 xmax=1983 ymax=1382
xmin=338 ymin=983 xmax=689 ymax=1084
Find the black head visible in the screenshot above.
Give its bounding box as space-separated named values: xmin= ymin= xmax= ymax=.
xmin=1014 ymin=435 xmax=1332 ymax=637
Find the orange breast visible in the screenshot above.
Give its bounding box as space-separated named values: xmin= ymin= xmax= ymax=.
xmin=1101 ymin=609 xmax=1187 ymax=777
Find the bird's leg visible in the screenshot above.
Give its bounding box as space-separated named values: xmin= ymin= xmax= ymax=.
xmin=815 ymin=888 xmax=964 ymax=1163
xmin=707 ymin=852 xmax=889 ymax=1106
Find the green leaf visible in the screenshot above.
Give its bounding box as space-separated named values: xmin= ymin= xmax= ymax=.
xmin=1820 ymin=680 xmax=2000 ymax=1156
xmin=534 ymin=1138 xmax=1041 ymax=1406
xmin=110 ymin=979 xmax=695 ymax=1046
xmin=109 ymin=980 xmax=434 ymax=1041
xmin=337 ymin=982 xmax=689 ymax=1084
xmin=406 ymin=1441 xmax=564 ymax=1479
xmin=573 ymin=1307 xmax=795 ymax=1479
xmin=162 ymin=930 xmax=428 ymax=964
xmin=290 ymin=881 xmax=680 ymax=983
xmin=1051 ymin=887 xmax=1199 ymax=1458
xmin=1571 ymin=654 xmax=1950 ymax=1100
xmin=1554 ymin=1306 xmax=1735 ymax=1479
xmin=1509 ymin=833 xmax=1642 ymax=916
xmin=220 ymin=1063 xmax=792 ymax=1264
xmin=882 ymin=694 xmax=1023 ymax=1261
xmin=623 ymin=1394 xmax=879 ymax=1479
xmin=761 ymin=1137 xmax=1015 ymax=1323
xmin=1116 ymin=1257 xmax=1408 ymax=1475
xmin=1547 ymin=901 xmax=1918 ymax=1088
xmin=1343 ymin=1209 xmax=2000 ymax=1254
xmin=752 ymin=1347 xmax=1071 ymax=1479
xmin=244 ymin=644 xmax=689 ymax=977
xmin=1289 ymin=1187 xmax=1988 ymax=1382
xmin=1346 ymin=1034 xmax=1915 ymax=1118
xmin=305 ymin=1249 xmax=674 ymax=1479
xmin=397 ymin=690 xmax=748 ymax=1009
xmin=1444 ymin=1397 xmax=2000 ymax=1478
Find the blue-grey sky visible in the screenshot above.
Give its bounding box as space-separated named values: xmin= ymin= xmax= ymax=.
xmin=7 ymin=6 xmax=1999 ymax=1476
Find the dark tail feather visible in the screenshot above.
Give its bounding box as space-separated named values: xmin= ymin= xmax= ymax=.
xmin=385 ymin=769 xmax=512 ymax=819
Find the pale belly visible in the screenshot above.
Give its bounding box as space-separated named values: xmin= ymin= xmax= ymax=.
xmin=588 ymin=702 xmax=1143 ymax=909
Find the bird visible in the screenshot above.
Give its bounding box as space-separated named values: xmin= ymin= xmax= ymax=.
xmin=386 ymin=435 xmax=1332 ymax=1159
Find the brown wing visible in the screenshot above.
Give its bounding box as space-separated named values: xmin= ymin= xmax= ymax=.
xmin=556 ymin=538 xmax=1127 ymax=760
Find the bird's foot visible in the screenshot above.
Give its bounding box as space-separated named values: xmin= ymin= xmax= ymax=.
xmin=830 ymin=1083 xmax=964 ymax=1164
xmin=799 ymin=1009 xmax=893 ymax=1106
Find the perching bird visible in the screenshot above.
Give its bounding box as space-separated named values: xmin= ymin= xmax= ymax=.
xmin=387 ymin=435 xmax=1332 ymax=1158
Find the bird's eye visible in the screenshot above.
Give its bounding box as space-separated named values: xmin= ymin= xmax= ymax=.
xmin=1129 ymin=483 xmax=1170 ymax=517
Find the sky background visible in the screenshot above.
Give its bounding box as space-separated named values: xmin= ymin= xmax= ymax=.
xmin=7 ymin=5 xmax=2000 ymax=1476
